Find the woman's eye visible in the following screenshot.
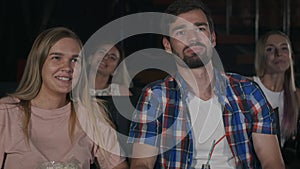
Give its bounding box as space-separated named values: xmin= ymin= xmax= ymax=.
xmin=106 ymin=54 xmax=118 ymax=61
xmin=71 ymin=57 xmax=79 ymax=62
xmin=51 ymin=56 xmax=60 ymax=60
xmin=265 ymin=47 xmax=274 ymax=53
xmin=96 ymin=50 xmax=106 ymax=57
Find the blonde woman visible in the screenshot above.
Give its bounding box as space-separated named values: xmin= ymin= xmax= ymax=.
xmin=0 ymin=27 xmax=128 ymax=169
xmin=253 ymin=30 xmax=300 ymax=165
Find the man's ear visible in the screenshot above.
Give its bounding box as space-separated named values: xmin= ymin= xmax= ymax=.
xmin=162 ymin=37 xmax=172 ymax=54
xmin=211 ymin=32 xmax=216 ymax=47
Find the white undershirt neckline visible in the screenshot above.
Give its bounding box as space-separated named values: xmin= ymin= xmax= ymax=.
xmin=187 ymin=92 xmax=235 ymax=169
xmin=187 ymin=94 xmax=222 ymax=144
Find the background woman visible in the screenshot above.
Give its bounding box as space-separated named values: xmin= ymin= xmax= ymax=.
xmin=253 ymin=30 xmax=300 ymax=166
xmin=88 ymin=43 xmax=132 ymax=96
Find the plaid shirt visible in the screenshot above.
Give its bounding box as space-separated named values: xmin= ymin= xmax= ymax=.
xmin=128 ymin=71 xmax=276 ymax=169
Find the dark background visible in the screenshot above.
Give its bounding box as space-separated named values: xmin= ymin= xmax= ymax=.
xmin=1 ymin=0 xmax=300 ymax=94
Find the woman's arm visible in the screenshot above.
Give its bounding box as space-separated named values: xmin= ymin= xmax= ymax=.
xmin=130 ymin=143 xmax=158 ymax=169
xmin=252 ymin=133 xmax=285 ymax=169
xmin=112 ymin=160 xmax=129 ymax=169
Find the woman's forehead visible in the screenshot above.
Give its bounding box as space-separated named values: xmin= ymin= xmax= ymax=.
xmin=266 ymin=34 xmax=288 ymax=45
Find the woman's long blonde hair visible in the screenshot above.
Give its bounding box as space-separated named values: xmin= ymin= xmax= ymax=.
xmin=255 ymin=30 xmax=299 ymax=138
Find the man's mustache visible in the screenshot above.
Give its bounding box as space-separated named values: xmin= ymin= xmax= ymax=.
xmin=183 ymin=42 xmax=206 ymax=53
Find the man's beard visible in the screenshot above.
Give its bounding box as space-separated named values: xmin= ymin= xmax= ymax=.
xmin=173 ymin=42 xmax=212 ymax=69
xmin=182 ymin=53 xmax=208 ymax=68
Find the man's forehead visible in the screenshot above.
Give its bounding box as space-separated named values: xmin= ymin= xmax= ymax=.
xmin=169 ymin=19 xmax=208 ymax=32
xmin=170 ymin=10 xmax=208 ymax=27
xmin=170 ymin=19 xmax=193 ymax=28
xmin=178 ymin=10 xmax=207 ymax=22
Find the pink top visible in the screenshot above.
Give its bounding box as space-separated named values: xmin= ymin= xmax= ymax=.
xmin=0 ymin=97 xmax=125 ymax=169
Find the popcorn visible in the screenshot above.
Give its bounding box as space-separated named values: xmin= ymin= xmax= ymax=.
xmin=37 ymin=161 xmax=80 ymax=169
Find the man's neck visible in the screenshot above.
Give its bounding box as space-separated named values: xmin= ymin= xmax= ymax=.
xmin=178 ymin=61 xmax=214 ymax=100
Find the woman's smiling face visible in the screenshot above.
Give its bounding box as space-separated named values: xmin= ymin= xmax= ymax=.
xmin=264 ymin=34 xmax=291 ymax=74
xmin=40 ymin=37 xmax=81 ymax=96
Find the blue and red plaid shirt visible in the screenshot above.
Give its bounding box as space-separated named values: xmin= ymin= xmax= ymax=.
xmin=128 ymin=71 xmax=276 ymax=169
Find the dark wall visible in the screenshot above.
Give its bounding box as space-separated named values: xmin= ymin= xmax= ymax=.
xmin=1 ymin=0 xmax=299 ymax=87
xmin=0 ymin=0 xmax=159 ymax=82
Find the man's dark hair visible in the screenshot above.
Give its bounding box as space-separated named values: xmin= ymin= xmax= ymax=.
xmin=162 ymin=0 xmax=214 ymax=34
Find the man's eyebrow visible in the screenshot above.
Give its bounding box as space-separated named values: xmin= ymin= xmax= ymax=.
xmin=194 ymin=22 xmax=208 ymax=27
xmin=171 ymin=22 xmax=208 ymax=31
xmin=171 ymin=24 xmax=186 ymax=33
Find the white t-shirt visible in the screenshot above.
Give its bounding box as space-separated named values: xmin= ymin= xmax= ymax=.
xmin=253 ymin=76 xmax=284 ymax=119
xmin=89 ymin=83 xmax=121 ymax=96
xmin=187 ymin=93 xmax=235 ymax=169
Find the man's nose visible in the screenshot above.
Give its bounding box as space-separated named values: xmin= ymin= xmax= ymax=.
xmin=186 ymin=30 xmax=198 ymax=43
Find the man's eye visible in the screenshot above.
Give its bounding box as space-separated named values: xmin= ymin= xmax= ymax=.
xmin=196 ymin=27 xmax=206 ymax=32
xmin=174 ymin=30 xmax=185 ymax=37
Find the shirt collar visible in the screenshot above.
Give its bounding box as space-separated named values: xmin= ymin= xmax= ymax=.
xmin=174 ymin=69 xmax=228 ymax=106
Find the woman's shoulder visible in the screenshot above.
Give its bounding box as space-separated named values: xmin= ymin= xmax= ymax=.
xmin=0 ymin=96 xmax=20 ymax=104
xmin=111 ymin=83 xmax=132 ymax=96
xmin=0 ymin=96 xmax=21 ymax=116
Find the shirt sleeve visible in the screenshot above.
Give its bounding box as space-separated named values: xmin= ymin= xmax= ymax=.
xmin=0 ymin=103 xmax=7 ymax=167
xmin=0 ymin=97 xmax=21 ymax=167
xmin=94 ymin=124 xmax=126 ymax=169
xmin=127 ymin=86 xmax=162 ymax=147
xmin=249 ymin=83 xmax=277 ymax=135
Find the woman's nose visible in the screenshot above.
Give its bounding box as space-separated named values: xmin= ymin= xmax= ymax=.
xmin=61 ymin=60 xmax=73 ymax=73
xmin=103 ymin=55 xmax=109 ymax=60
xmin=274 ymin=48 xmax=282 ymax=57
